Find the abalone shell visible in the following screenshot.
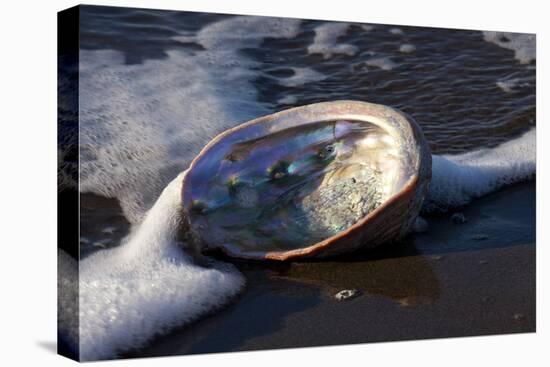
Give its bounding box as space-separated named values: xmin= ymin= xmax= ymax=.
xmin=181 ymin=100 xmax=431 ymax=260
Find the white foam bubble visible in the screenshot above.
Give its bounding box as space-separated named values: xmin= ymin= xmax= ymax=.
xmin=496 ymin=77 xmax=532 ymax=93
xmin=277 ymin=95 xmax=298 ymax=105
xmin=308 ymin=22 xmax=358 ymax=59
xmin=361 ymin=24 xmax=375 ymax=32
xmin=424 ymin=128 xmax=535 ymax=212
xmin=399 ymin=44 xmax=416 ymax=53
xmin=389 ymin=27 xmax=404 ymax=35
xmin=72 ymin=173 xmax=245 ymax=360
xmin=277 ymin=67 xmax=327 ymax=87
xmin=483 ymin=31 xmax=536 ymax=64
xmin=365 ymin=56 xmax=398 ymax=70
xmin=79 ymin=16 xmax=301 ymax=223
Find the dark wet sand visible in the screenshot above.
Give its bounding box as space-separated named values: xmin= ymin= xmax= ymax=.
xmin=108 ymin=182 xmax=534 ymax=358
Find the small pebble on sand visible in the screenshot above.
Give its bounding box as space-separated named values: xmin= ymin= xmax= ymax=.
xmin=334 ymin=289 xmax=361 ymax=301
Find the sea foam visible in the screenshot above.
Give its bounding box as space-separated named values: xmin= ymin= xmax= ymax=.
xmin=276 ymin=67 xmax=327 ymax=87
xmin=389 ymin=27 xmax=404 ymax=35
xmin=57 ymin=250 xmax=78 ymax=356
xmin=277 ymin=95 xmax=298 ymax=105
xmin=365 ymin=56 xmax=398 ymax=70
xmin=399 ymin=44 xmax=416 ymax=53
xmin=425 ymin=128 xmax=536 ymax=212
xmin=496 ymin=77 xmax=533 ymax=93
xmin=308 ymin=22 xmax=358 ymax=59
xmin=63 ymin=173 xmax=246 ymax=361
xmin=483 ymin=31 xmax=535 ymax=64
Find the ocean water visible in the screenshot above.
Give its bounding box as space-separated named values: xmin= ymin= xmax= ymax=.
xmin=58 ymin=5 xmax=535 ymax=360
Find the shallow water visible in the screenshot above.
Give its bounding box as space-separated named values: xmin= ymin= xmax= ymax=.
xmin=79 ymin=6 xmax=535 ymax=153
xmin=58 ymin=5 xmax=536 ymax=360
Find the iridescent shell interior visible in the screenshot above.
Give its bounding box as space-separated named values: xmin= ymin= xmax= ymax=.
xmin=182 ymin=102 xmax=424 ymax=258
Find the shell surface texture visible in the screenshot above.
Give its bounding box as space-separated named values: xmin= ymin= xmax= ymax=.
xmin=181 ymin=101 xmax=432 ymax=260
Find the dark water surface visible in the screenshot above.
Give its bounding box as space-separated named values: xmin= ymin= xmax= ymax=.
xmin=79 ymin=5 xmax=535 ymax=154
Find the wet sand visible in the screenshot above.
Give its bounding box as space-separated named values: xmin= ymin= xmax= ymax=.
xmin=129 ymin=244 xmax=534 ymax=357
xmin=107 ymin=181 xmax=534 ymax=358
